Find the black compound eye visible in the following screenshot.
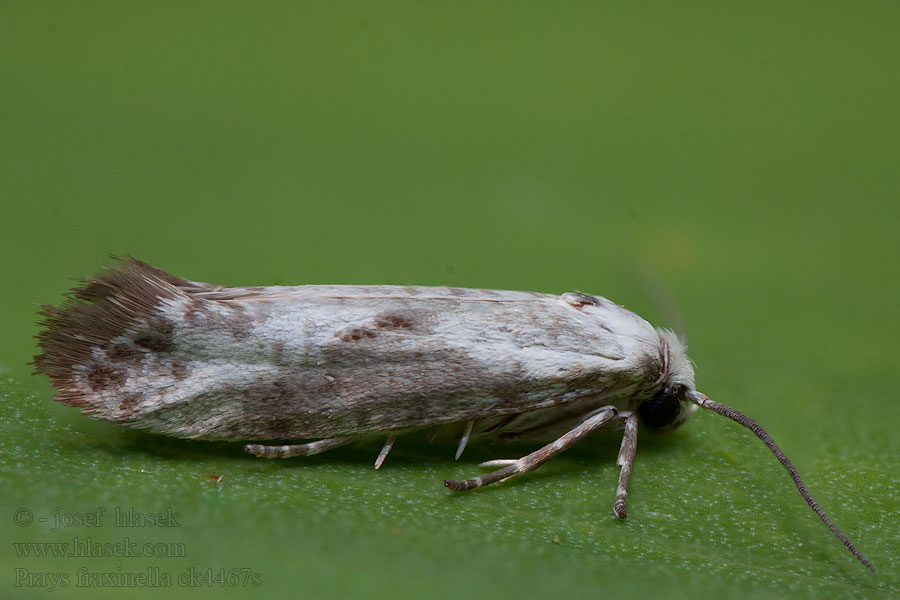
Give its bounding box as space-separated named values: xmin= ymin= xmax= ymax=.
xmin=638 ymin=387 xmax=683 ymax=429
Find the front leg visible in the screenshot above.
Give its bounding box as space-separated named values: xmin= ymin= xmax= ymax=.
xmin=614 ymin=412 xmax=638 ymax=519
xmin=444 ymin=407 xmax=620 ymax=491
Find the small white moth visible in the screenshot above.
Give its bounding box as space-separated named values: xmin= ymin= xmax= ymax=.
xmin=33 ymin=258 xmax=874 ymax=572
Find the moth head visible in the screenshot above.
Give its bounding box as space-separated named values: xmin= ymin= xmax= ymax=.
xmin=642 ymin=328 xmax=697 ymax=431
xmin=637 ymin=385 xmax=695 ymax=430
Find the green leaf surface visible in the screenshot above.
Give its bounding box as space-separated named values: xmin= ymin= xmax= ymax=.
xmin=2 ymin=377 xmax=897 ymax=599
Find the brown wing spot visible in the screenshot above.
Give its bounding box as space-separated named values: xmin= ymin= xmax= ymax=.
xmin=133 ymin=333 xmax=173 ymax=353
xmin=108 ymin=343 xmax=141 ymax=363
xmin=336 ymin=327 xmax=377 ymax=342
xmin=118 ymin=393 xmax=143 ymax=412
xmin=133 ymin=317 xmax=175 ymax=352
xmin=561 ymin=292 xmax=601 ymax=309
xmin=86 ymin=364 xmax=125 ymax=391
xmin=373 ymin=311 xmax=416 ymax=330
xmin=171 ymin=359 xmax=189 ymax=381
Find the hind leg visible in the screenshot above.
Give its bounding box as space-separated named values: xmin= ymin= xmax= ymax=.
xmin=245 ymin=436 xmax=355 ymax=458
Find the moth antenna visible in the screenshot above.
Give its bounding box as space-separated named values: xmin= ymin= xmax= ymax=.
xmin=687 ymin=391 xmax=876 ymax=573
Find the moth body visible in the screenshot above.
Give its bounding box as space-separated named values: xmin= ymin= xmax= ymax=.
xmin=34 ymin=260 xmax=695 ymax=441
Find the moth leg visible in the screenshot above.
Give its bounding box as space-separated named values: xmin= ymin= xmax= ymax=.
xmin=444 ymin=407 xmax=618 ymax=492
xmin=614 ymin=412 xmax=638 ymax=519
xmin=478 ymin=459 xmax=517 ymax=468
xmin=245 ymin=436 xmax=355 ymax=459
xmin=477 ymin=407 xmax=622 ymax=469
xmin=374 ymin=436 xmax=396 ymax=470
xmin=455 ymin=421 xmax=474 ymax=460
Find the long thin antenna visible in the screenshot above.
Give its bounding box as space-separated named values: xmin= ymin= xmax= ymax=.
xmin=687 ymin=391 xmax=876 ymax=573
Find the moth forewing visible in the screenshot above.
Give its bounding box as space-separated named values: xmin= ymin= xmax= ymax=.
xmin=36 ymin=263 xmax=681 ymax=441
xmin=33 ymin=258 xmax=875 ymax=572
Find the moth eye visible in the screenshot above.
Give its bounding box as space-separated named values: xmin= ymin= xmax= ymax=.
xmin=638 ymin=387 xmax=683 ymax=429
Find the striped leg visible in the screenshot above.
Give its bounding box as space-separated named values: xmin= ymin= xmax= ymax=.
xmin=374 ymin=437 xmax=396 ymax=470
xmin=245 ymin=436 xmax=355 ymax=458
xmin=614 ymin=412 xmax=638 ymax=519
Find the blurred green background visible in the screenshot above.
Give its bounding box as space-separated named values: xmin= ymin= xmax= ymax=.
xmin=2 ymin=2 xmax=898 ymax=598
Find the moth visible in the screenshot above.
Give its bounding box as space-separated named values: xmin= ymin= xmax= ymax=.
xmin=33 ymin=258 xmax=874 ymax=572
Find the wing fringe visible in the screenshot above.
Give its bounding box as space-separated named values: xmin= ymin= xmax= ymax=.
xmin=32 ymin=257 xmax=191 ymax=406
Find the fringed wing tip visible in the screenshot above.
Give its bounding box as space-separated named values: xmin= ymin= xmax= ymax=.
xmin=32 ymin=258 xmax=188 ymax=406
